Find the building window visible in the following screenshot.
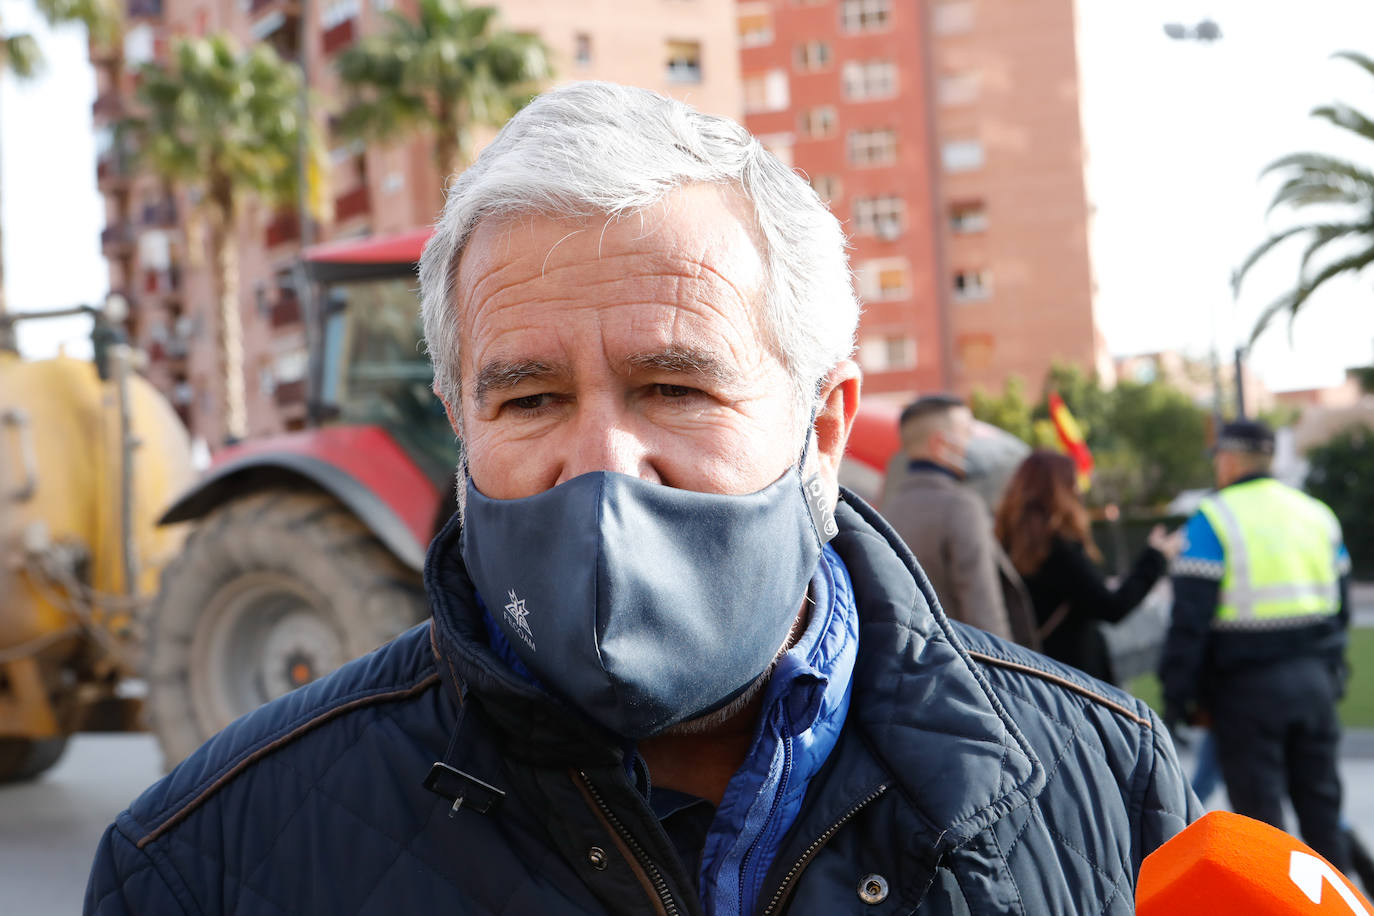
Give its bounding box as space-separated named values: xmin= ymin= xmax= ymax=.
xmin=840 ymin=0 xmax=891 ymax=33
xmin=321 ymin=0 xmax=359 ymax=30
xmin=758 ymin=133 xmax=795 ymax=168
xmin=810 ymin=174 xmax=841 ymax=203
xmin=123 ymin=24 xmax=155 ymax=66
xmin=798 ymin=106 xmax=837 ymax=139
xmin=851 ymin=195 xmax=904 ymax=239
xmin=743 ymin=69 xmax=790 ymax=114
xmin=949 ymin=201 xmax=987 ymax=234
xmin=937 ymin=71 xmax=980 ymax=106
xmin=941 ymin=138 xmax=984 ymax=172
xmin=932 ymin=0 xmax=974 ymax=35
xmin=847 ymin=128 xmax=897 ymax=166
xmin=794 ymin=40 xmax=832 ymax=72
xmin=842 ymin=60 xmax=896 ymax=101
xmin=574 ymin=33 xmax=592 ymax=66
xmin=738 ymin=3 xmax=774 ymax=48
xmin=666 ymin=40 xmax=702 ymax=83
xmin=855 ymin=258 xmax=910 ymax=301
xmin=952 ymin=268 xmax=993 ymax=302
xmin=859 ymin=334 xmax=917 ymax=372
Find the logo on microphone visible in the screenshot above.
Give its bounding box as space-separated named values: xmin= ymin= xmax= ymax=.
xmin=504 ymin=589 xmax=536 ymax=651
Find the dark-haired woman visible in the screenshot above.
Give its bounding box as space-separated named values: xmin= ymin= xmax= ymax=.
xmin=995 ymin=450 xmax=1182 ymax=684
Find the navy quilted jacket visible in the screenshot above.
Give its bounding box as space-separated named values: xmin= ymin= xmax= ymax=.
xmin=85 ymin=494 xmax=1199 ymax=915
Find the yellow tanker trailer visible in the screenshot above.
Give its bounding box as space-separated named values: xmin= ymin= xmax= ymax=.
xmin=0 ymin=326 xmax=194 ymax=780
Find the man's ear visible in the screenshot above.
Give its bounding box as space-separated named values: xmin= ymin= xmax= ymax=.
xmin=811 ymin=359 xmax=861 ymax=488
xmin=436 ymin=385 xmax=464 ymax=438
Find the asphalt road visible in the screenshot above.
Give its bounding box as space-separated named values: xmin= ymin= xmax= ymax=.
xmin=3 ymin=732 xmax=1372 ymax=912
xmin=0 ymin=734 xmax=161 ymax=914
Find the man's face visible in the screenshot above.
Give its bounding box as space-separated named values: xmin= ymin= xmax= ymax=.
xmin=451 ymin=185 xmax=816 ymax=499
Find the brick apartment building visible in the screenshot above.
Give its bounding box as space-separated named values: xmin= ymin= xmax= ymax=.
xmin=737 ymin=0 xmax=1102 ymax=402
xmin=93 ymin=0 xmax=1103 ymax=441
xmin=91 ymin=0 xmax=740 ymax=443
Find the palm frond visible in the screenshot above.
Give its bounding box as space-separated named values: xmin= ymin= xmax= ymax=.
xmin=1269 ymin=174 xmax=1364 ymax=210
xmin=1233 ymin=224 xmax=1318 ymax=292
xmin=1311 ymin=103 xmax=1374 ymax=145
xmin=1 ymin=33 xmax=43 ymax=79
xmin=1297 ymin=222 xmax=1373 ymax=275
xmin=329 ymin=0 xmax=551 ymax=179
xmin=1332 ymin=50 xmax=1374 ymax=83
xmin=1248 ymin=245 xmax=1374 ymax=345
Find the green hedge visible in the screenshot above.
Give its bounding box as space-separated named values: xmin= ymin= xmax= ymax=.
xmin=1306 ymin=426 xmax=1374 ymax=578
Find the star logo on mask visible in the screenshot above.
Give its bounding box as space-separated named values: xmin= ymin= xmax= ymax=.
xmin=504 ymin=589 xmax=535 ymax=650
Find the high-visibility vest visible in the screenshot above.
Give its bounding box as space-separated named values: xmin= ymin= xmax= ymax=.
xmin=1199 ymin=478 xmax=1343 ymax=631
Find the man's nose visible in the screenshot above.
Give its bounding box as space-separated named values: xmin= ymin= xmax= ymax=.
xmin=556 ymin=404 xmax=658 ymax=485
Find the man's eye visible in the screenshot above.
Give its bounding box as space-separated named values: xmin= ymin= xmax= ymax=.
xmin=506 ymin=394 xmax=551 ymax=411
xmin=656 ymin=384 xmax=698 ymax=399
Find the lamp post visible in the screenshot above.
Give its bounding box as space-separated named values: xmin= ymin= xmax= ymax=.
xmin=1162 ymin=19 xmax=1229 ymax=426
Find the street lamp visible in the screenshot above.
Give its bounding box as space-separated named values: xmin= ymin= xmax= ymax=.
xmin=1163 ymin=18 xmax=1231 ymax=424
xmin=1164 ymin=19 xmax=1222 ymax=43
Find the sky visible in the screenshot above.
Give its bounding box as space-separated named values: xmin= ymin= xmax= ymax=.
xmin=4 ymin=0 xmax=1374 ymax=391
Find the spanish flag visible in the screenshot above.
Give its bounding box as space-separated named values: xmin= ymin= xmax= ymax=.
xmin=1048 ymin=392 xmax=1094 ymax=490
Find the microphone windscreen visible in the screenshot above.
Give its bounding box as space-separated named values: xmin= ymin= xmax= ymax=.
xmin=1138 ymin=810 xmax=1372 ymax=915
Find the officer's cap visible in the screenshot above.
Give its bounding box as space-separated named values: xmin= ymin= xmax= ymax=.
xmin=1214 ymin=419 xmax=1276 ymax=455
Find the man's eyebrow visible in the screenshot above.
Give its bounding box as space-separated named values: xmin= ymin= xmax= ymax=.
xmin=472 ymin=359 xmax=564 ymax=406
xmin=624 ymin=346 xmax=740 ymax=386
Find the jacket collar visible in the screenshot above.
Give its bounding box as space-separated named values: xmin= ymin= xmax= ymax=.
xmin=906 ymin=459 xmax=964 ymax=483
xmin=829 ymin=490 xmax=1045 ymax=852
xmin=423 ymin=489 xmax=1046 ymax=850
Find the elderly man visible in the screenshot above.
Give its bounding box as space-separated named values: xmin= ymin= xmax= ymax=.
xmin=87 ymin=83 xmax=1195 ymax=916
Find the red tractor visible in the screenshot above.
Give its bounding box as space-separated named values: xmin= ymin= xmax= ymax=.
xmin=145 ymin=229 xmax=905 ymax=765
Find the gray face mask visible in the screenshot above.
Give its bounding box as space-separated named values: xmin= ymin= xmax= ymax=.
xmin=458 ymin=464 xmax=836 ymax=740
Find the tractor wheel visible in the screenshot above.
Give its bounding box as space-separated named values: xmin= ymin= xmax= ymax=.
xmin=0 ymin=736 xmax=68 ymax=782
xmin=146 ymin=490 xmax=427 ymax=768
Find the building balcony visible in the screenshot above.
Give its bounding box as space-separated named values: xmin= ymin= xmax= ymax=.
xmin=269 ymin=289 xmax=302 ymax=328
xmin=97 ymin=155 xmax=134 ymax=190
xmin=264 ymin=211 xmax=299 ymax=248
xmin=141 ymin=199 xmax=178 ymax=227
xmin=143 ymin=265 xmax=182 ymax=297
xmin=249 ymin=0 xmax=300 ymax=16
xmin=274 ymin=378 xmax=307 ymax=407
xmin=333 ymin=184 xmax=370 ymax=222
xmin=251 ymin=4 xmax=301 ymax=59
xmin=101 ymin=223 xmax=137 ymax=255
xmin=321 ymin=17 xmax=356 ymax=55
xmin=127 ymin=0 xmax=163 ymax=19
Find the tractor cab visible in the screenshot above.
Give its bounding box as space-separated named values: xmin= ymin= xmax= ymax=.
xmin=305 ymin=229 xmax=456 ymax=488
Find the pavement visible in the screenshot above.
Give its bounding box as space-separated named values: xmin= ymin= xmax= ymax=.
xmin=1351 ymin=581 xmax=1374 ymax=628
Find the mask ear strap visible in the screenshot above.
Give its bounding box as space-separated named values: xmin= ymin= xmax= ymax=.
xmin=799 ymin=403 xmax=839 ymax=544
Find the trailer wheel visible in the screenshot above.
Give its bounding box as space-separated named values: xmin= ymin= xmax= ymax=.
xmin=146 ymin=490 xmax=427 ymax=768
xmin=0 ymin=737 xmax=68 ymax=782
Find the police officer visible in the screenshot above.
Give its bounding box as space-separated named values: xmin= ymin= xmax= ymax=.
xmin=1161 ymin=419 xmax=1352 ymax=871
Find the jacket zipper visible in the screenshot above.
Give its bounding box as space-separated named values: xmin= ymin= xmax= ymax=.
xmin=758 ymin=783 xmax=890 ymax=916
xmin=738 ymin=720 xmax=793 ymax=916
xmin=576 ymin=769 xmax=683 ymax=916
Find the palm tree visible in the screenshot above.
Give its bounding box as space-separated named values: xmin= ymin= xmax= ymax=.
xmin=1234 ymin=51 xmax=1374 ymax=344
xmin=334 ymin=0 xmax=551 ymax=185
xmin=0 ymin=0 xmax=118 ymax=326
xmin=123 ymin=36 xmax=308 ymax=441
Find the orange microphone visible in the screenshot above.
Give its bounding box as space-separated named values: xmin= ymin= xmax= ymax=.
xmin=1138 ymin=811 xmax=1372 ymax=914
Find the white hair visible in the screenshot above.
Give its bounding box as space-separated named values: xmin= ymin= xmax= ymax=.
xmin=418 ymin=81 xmax=859 ymax=418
